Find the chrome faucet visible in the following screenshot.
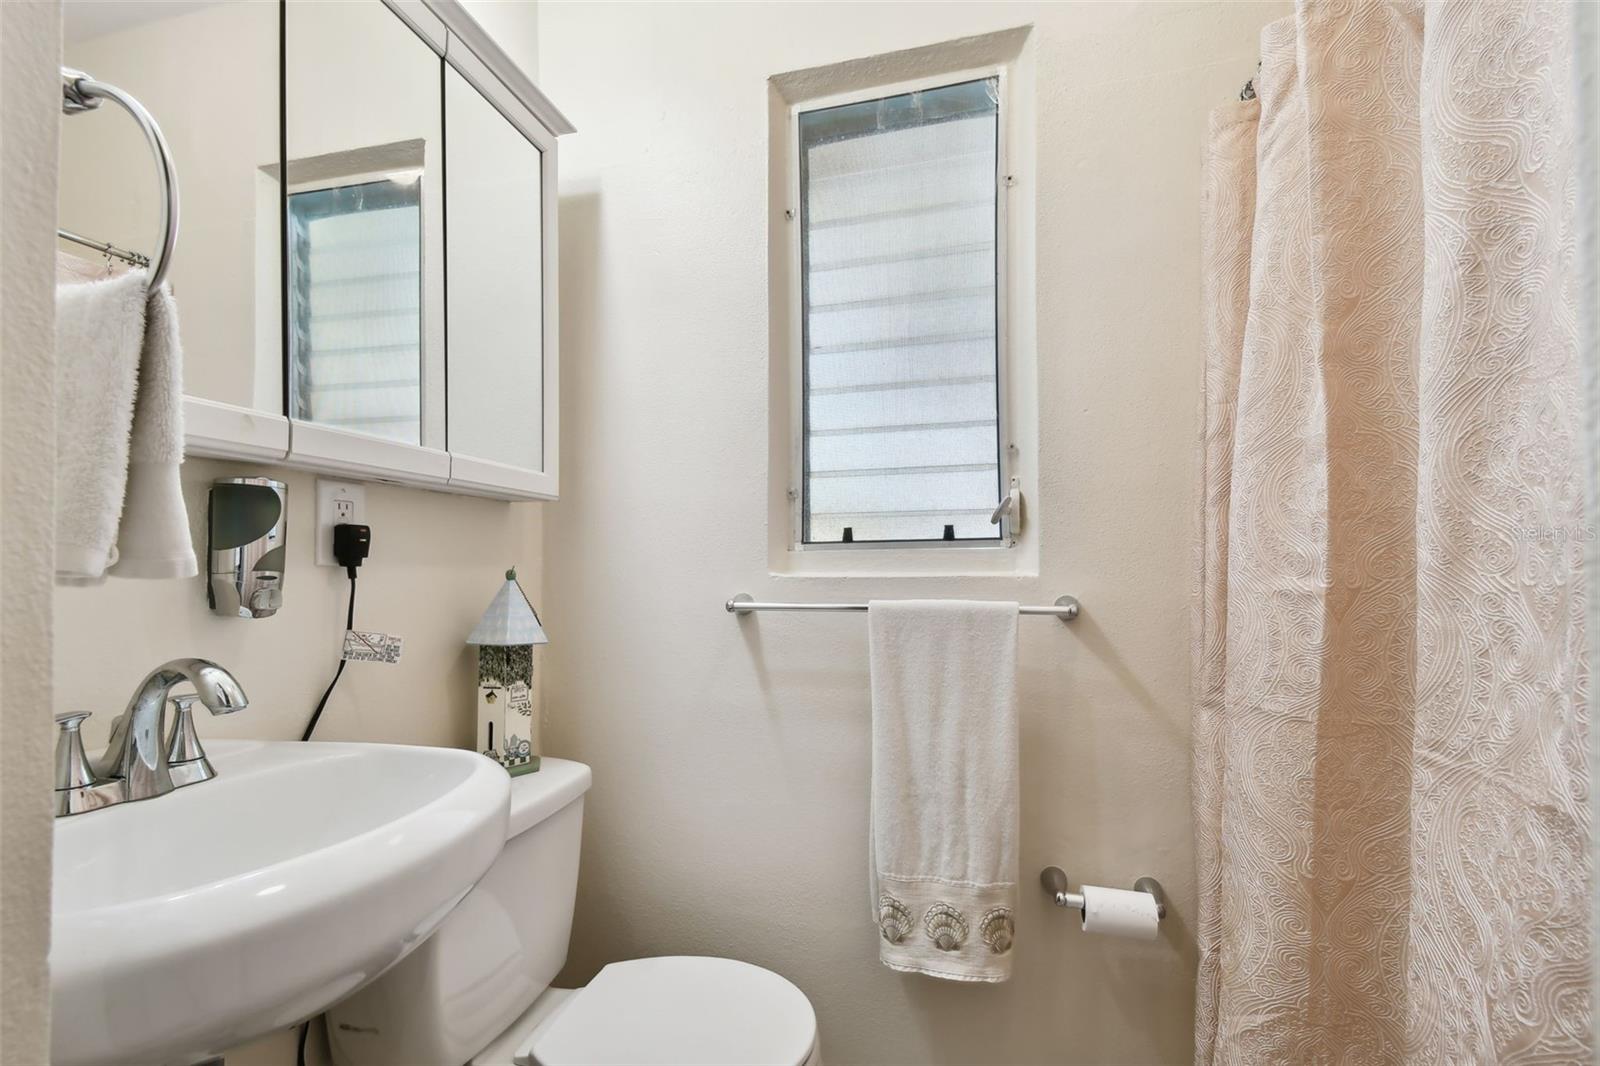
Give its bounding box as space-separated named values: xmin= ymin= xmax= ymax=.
xmin=54 ymin=658 xmax=248 ymax=816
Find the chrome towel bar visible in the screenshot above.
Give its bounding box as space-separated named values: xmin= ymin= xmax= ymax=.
xmin=725 ymin=593 xmax=1081 ymax=622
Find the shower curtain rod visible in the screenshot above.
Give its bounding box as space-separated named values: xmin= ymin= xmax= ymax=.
xmin=57 ymin=228 xmax=150 ymax=269
xmin=725 ymin=594 xmax=1081 ymax=622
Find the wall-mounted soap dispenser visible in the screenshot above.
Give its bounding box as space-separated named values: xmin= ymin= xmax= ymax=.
xmin=208 ymin=477 xmax=287 ymax=618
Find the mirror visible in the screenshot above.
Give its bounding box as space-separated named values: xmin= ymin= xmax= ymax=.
xmin=284 ymin=0 xmax=445 ymax=448
xmin=444 ymin=64 xmax=546 ymax=472
xmin=61 ymin=0 xmax=567 ymax=495
xmin=59 ymin=0 xmax=281 ymax=413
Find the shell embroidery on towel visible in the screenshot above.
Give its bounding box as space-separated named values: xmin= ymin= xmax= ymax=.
xmin=879 ymin=895 xmax=912 ymax=944
xmin=923 ymin=903 xmax=969 ymax=951
xmin=979 ymin=908 xmax=1014 ymax=954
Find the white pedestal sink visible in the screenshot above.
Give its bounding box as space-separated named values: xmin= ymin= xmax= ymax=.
xmin=50 ymin=739 xmax=510 ymax=1066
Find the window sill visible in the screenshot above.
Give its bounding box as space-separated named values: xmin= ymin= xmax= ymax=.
xmin=768 ymin=541 xmax=1037 ymax=580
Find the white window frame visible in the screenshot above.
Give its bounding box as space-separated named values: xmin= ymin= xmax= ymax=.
xmin=784 ymin=66 xmax=1014 ymax=553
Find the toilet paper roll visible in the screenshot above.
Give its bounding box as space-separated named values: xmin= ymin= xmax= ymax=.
xmin=1079 ymin=885 xmax=1161 ymax=939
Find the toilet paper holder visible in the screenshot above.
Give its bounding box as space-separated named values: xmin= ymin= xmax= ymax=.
xmin=1040 ymin=866 xmax=1167 ymax=920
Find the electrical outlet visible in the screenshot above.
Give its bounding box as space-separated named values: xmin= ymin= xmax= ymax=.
xmin=316 ymin=479 xmax=367 ymax=567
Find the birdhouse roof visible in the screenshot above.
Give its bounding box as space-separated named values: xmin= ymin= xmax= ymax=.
xmin=467 ymin=568 xmax=549 ymax=646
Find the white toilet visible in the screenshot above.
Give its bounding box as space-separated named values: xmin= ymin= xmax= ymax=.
xmin=326 ymin=758 xmax=820 ymax=1066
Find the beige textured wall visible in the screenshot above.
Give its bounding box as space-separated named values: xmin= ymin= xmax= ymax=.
xmin=55 ymin=463 xmax=544 ymax=755
xmin=1 ymin=1 xmax=60 ymax=1059
xmin=537 ymin=3 xmax=1282 ymax=1063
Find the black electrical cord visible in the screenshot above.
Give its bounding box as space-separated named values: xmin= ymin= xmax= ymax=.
xmin=301 ymin=574 xmax=356 ymax=742
xmin=297 ymin=565 xmax=359 ymax=1062
xmin=296 ymin=526 xmax=371 ymax=1060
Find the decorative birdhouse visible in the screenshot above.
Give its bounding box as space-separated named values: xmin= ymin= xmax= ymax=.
xmin=466 ymin=568 xmax=548 ymax=775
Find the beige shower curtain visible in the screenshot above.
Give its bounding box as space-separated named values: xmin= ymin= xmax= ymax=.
xmin=1194 ymin=1 xmax=1590 ymax=1062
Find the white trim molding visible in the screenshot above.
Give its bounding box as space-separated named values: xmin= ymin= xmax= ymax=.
xmin=183 ymin=396 xmax=290 ymax=461
xmin=288 ymin=421 xmax=451 ymax=485
xmin=422 ymin=0 xmax=575 ymax=135
xmin=448 ymin=453 xmax=556 ymax=500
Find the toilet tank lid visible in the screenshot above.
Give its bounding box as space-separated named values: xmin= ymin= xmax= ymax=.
xmin=507 ymin=758 xmax=592 ymax=840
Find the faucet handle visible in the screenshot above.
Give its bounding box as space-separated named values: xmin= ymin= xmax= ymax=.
xmin=166 ymin=695 xmax=205 ymax=762
xmin=55 ymin=713 xmax=118 ymax=815
xmin=55 ymin=712 xmax=98 ymax=790
xmin=165 ymin=694 xmax=217 ymax=787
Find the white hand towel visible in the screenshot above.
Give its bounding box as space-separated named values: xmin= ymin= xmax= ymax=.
xmin=108 ymin=283 xmax=196 ymax=579
xmin=54 ymin=271 xmax=196 ymax=583
xmin=869 ymin=599 xmax=1019 ymax=982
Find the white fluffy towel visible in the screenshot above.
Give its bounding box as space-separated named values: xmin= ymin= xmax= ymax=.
xmin=55 ymin=270 xmax=197 ymax=583
xmin=869 ymin=599 xmax=1019 ymax=982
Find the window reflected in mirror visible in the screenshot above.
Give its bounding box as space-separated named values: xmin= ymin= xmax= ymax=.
xmin=285 ymin=0 xmax=444 ymax=449
xmin=288 ymin=172 xmax=423 ymax=444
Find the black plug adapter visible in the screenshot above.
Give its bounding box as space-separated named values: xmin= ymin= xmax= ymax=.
xmin=333 ymin=522 xmax=371 ymax=580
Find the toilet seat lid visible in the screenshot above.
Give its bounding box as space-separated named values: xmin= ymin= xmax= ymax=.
xmin=528 ymin=956 xmax=816 ymax=1066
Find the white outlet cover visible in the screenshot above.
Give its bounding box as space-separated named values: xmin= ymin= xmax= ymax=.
xmin=316 ymin=479 xmax=368 ymax=567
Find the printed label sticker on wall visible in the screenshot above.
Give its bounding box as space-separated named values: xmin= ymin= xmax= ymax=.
xmin=342 ymin=630 xmax=404 ymax=664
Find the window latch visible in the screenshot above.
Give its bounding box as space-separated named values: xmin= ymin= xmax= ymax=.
xmin=990 ymin=476 xmax=1021 ymax=528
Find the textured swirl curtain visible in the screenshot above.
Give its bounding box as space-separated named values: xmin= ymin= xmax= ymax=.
xmin=1193 ymin=2 xmax=1590 ymax=1062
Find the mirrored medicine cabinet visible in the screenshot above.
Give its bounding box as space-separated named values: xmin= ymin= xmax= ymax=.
xmin=58 ymin=0 xmax=569 ymax=499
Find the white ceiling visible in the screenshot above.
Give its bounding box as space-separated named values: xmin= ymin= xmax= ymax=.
xmin=63 ymin=1 xmax=228 ymax=45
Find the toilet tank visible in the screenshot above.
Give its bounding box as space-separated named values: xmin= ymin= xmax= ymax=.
xmin=327 ymin=758 xmax=592 ymax=1066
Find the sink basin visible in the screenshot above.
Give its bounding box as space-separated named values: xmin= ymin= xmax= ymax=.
xmin=51 ymin=739 xmax=510 ymax=1066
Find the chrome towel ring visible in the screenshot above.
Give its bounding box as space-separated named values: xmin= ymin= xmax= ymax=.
xmin=58 ymin=67 xmax=179 ymax=290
